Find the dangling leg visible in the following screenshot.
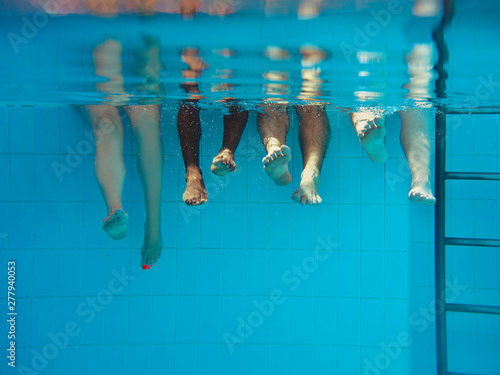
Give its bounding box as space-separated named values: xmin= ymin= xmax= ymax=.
xmin=292 ymin=105 xmax=330 ymax=205
xmin=349 ymin=110 xmax=387 ymax=163
xmin=211 ymin=102 xmax=248 ymax=176
xmin=177 ymin=103 xmax=208 ymax=206
xmin=77 ymin=39 xmax=130 ymax=240
xmin=399 ymin=107 xmax=436 ymax=205
xmin=79 ymin=105 xmax=128 ymax=240
xmin=257 ymin=103 xmax=292 ymax=186
xmin=125 ymin=105 xmax=164 ymax=269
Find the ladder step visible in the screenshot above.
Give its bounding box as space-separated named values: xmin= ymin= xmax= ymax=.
xmin=445 ymin=172 xmax=500 ymax=180
xmin=446 ymin=303 xmax=500 ymax=315
xmin=445 ymin=237 xmax=500 ymax=247
xmin=444 ymin=109 xmax=500 ymax=115
xmin=448 ymin=373 xmax=480 ymax=375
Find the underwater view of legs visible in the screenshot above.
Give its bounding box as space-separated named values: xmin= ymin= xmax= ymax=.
xmin=292 ymin=105 xmax=330 ymax=205
xmin=211 ymin=102 xmax=249 ymax=176
xmin=125 ymin=105 xmax=165 ymax=269
xmin=78 ymin=37 xmax=166 ymax=270
xmin=4 ymin=1 xmax=500 ymax=373
xmin=177 ymin=103 xmax=208 ymax=206
xmin=79 ymin=104 xmax=129 ymax=240
xmin=349 ymin=110 xmax=388 ymax=164
xmin=400 ymin=107 xmax=436 ymax=205
xmin=348 ymin=107 xmax=436 ymax=205
xmin=77 ymin=39 xmax=130 ymax=241
xmin=257 ymin=103 xmax=292 ymax=186
xmin=178 ymin=47 xmax=209 ymax=206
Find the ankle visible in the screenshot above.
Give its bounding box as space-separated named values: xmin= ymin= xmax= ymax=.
xmin=145 ymin=220 xmax=161 ymax=235
xmin=107 ymin=204 xmax=123 ymax=215
xmin=186 ymin=165 xmax=202 ymax=178
xmin=302 ymin=165 xmax=320 ymax=180
xmin=265 ymin=137 xmax=282 ymax=152
xmin=411 ymin=173 xmax=432 ymax=186
xmin=218 ymin=147 xmax=234 ymax=155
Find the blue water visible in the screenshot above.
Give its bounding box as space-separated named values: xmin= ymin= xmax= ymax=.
xmin=1 ymin=1 xmax=500 ymax=374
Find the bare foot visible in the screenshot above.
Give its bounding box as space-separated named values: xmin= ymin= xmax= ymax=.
xmin=263 ymin=144 xmax=292 ymax=186
xmin=141 ymin=224 xmax=163 ymax=270
xmin=102 ymin=208 xmax=128 ymax=240
xmin=353 ymin=114 xmax=388 ymax=163
xmin=409 ymin=178 xmax=436 ymax=205
xmin=292 ymin=167 xmax=322 ymax=205
xmin=183 ymin=167 xmax=208 ymax=206
xmin=211 ymin=148 xmax=236 ymax=176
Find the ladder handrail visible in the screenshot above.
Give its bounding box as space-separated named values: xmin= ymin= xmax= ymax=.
xmin=435 ymin=111 xmax=448 ymax=375
xmin=447 ymin=303 xmax=500 ymax=315
xmin=445 ymin=237 xmax=500 ymax=247
xmin=445 ymin=172 xmax=500 ymax=180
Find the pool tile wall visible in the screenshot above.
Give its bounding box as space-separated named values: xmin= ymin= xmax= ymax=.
xmin=2 ymin=106 xmax=490 ymax=375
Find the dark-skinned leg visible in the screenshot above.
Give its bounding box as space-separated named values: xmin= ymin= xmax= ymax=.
xmin=211 ymin=102 xmax=249 ymax=176
xmin=177 ymin=102 xmax=208 ymax=206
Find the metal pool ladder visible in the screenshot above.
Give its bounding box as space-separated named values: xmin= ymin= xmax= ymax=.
xmin=434 ymin=109 xmax=500 ymax=375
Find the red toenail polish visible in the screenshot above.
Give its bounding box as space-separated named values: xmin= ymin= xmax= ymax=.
xmin=143 ymin=265 xmax=147 ymax=270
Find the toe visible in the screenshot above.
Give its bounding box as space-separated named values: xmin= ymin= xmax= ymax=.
xmin=374 ymin=116 xmax=385 ymax=128
xmin=280 ymin=145 xmax=291 ymax=156
xmin=425 ymin=195 xmax=436 ymax=204
xmin=409 ymin=190 xmax=422 ymax=201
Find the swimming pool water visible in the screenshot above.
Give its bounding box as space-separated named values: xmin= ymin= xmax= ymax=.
xmin=1 ymin=1 xmax=500 ymax=374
